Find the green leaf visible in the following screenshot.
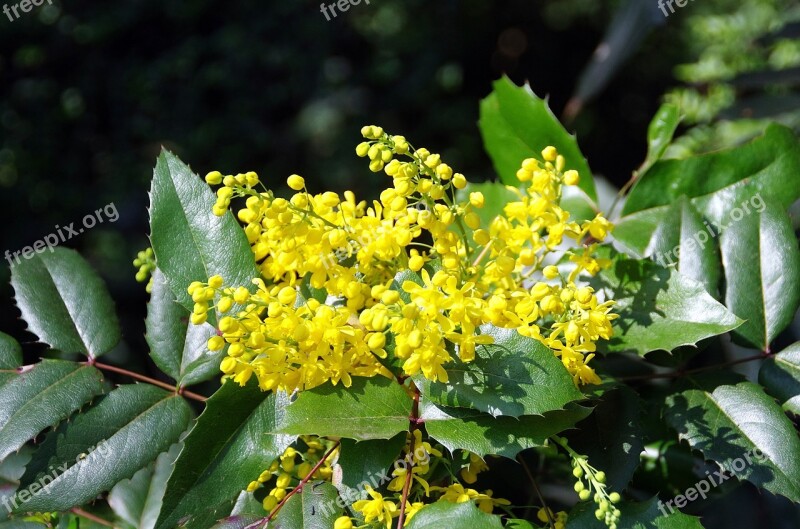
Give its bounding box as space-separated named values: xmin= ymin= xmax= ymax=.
xmin=0 ymin=332 xmax=21 ymax=370
xmin=479 ymin=76 xmax=596 ymax=200
xmin=15 ymin=384 xmax=192 ymax=513
xmin=108 ymin=443 xmax=181 ymax=529
xmin=640 ymin=104 xmax=681 ymax=175
xmin=0 ymin=332 xmax=22 ymax=387
xmin=0 ymin=360 xmax=104 ymax=461
xmin=421 ymin=399 xmax=592 ymax=458
xmin=149 ymin=150 xmax=259 ymax=314
xmin=335 ymin=434 xmax=406 ymax=501
xmin=719 ymin=204 xmax=800 ymax=350
xmin=146 ymin=268 xmax=222 ymax=387
xmin=277 ymin=377 xmax=412 ymax=441
xmin=759 ymin=341 xmax=800 ymax=415
xmin=416 ymin=325 xmax=581 ymax=417
xmin=568 ymin=496 xmax=703 ymax=528
xmin=404 ymin=500 xmax=503 ymax=529
xmin=623 ymin=124 xmax=800 ymax=220
xmin=10 ymin=247 xmax=120 ymax=360
xmin=273 ymin=481 xmax=345 ymax=529
xmin=664 ymin=381 xmax=800 ymax=502
xmin=590 ymin=250 xmax=742 ymax=356
xmin=641 ymin=197 xmax=721 ymax=297
xmin=156 ymin=380 xmax=295 ymax=529
xmin=210 ymin=516 xmax=262 ymax=529
xmin=570 ymin=387 xmax=644 ymax=491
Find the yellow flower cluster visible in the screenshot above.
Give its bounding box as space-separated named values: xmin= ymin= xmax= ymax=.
xmin=246 ymin=436 xmax=338 ymax=513
xmin=132 ymin=247 xmax=156 ymax=293
xmin=188 ymin=276 xmax=390 ymax=392
xmin=196 ymin=126 xmax=616 ymax=392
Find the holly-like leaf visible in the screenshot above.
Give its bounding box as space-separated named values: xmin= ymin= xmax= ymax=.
xmin=0 ymin=360 xmax=104 ymax=461
xmin=146 ymin=269 xmax=222 ymax=387
xmin=277 ymin=377 xmax=412 ymax=441
xmin=664 ymin=381 xmax=800 ymax=502
xmin=108 ymin=443 xmax=182 ymax=529
xmin=570 ymin=387 xmax=644 ymax=492
xmin=15 ymin=384 xmax=192 ymax=513
xmin=420 ymin=399 xmax=592 ymax=458
xmin=759 ymin=341 xmax=800 ymax=415
xmin=0 ymin=332 xmax=22 ymax=387
xmin=590 ymin=250 xmax=742 ymax=356
xmin=640 ymin=103 xmax=681 ymax=176
xmin=149 ymin=150 xmax=259 ymax=314
xmin=479 ymin=76 xmax=596 ymax=201
xmin=404 ymin=500 xmax=503 ymax=529
xmin=719 ymin=204 xmax=800 ymax=350
xmin=273 ymin=481 xmax=345 ymax=529
xmin=623 ymin=124 xmax=800 ymax=220
xmin=10 ymin=247 xmax=120 ymax=360
xmin=568 ymin=496 xmax=703 ymax=528
xmin=641 ymin=197 xmax=721 ymax=297
xmin=156 ymin=380 xmax=295 ymax=529
xmin=416 ymin=325 xmax=582 ymax=418
xmin=335 ymin=434 xmax=406 ymax=502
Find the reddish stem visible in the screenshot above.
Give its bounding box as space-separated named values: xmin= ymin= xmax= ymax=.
xmin=90 ymin=361 xmax=207 ymax=402
xmin=397 ymin=384 xmax=421 ymax=529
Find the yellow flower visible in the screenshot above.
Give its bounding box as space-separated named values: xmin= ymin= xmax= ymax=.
xmin=353 ymin=486 xmax=398 ymax=529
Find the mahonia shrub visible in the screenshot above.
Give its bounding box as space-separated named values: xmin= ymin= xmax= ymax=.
xmin=2 ymin=77 xmax=800 ymax=529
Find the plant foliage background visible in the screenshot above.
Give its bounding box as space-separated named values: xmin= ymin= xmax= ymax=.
xmin=1 ymin=1 xmax=800 ymax=528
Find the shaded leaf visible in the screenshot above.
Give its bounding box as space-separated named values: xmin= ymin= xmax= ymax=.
xmin=420 ymin=399 xmax=592 ymax=458
xmin=335 ymin=434 xmax=406 ymax=501
xmin=108 ymin=443 xmax=182 ymax=529
xmin=278 ymin=377 xmax=412 ymax=441
xmin=274 ymin=481 xmax=345 ymax=529
xmin=156 ymin=380 xmax=294 ymax=529
xmin=10 ymin=247 xmax=120 ymax=360
xmin=664 ymin=381 xmax=800 ymax=502
xmin=759 ymin=341 xmax=800 ymax=415
xmin=416 ymin=325 xmax=581 ymax=417
xmin=590 ymin=250 xmax=742 ymax=356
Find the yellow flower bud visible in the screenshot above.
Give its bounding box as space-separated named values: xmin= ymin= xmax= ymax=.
xmin=452 ymin=173 xmax=467 ymax=189
xmin=409 ymin=254 xmax=425 ymax=271
xmin=220 ymin=357 xmax=237 ymax=374
xmin=205 ymin=171 xmax=223 ymax=185
xmin=542 ymin=146 xmax=558 ymax=162
xmin=287 ymin=174 xmax=305 ymax=190
xmin=543 ymin=265 xmax=559 ymax=279
xmin=469 ymin=192 xmax=485 ymax=208
xmin=208 ymin=336 xmax=225 ymax=351
xmin=564 ymin=170 xmax=580 ymax=186
xmin=356 ymin=141 xmax=370 ymax=157
xmin=278 ymin=286 xmax=297 ymax=306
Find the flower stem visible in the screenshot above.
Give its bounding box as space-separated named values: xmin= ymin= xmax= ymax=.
xmin=90 ymin=361 xmax=208 ymax=402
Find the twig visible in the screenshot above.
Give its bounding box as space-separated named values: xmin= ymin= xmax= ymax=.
xmin=517 ymin=454 xmax=554 ymax=529
xmin=252 ymin=439 xmax=341 ymax=529
xmin=70 ymin=507 xmax=118 ymax=528
xmin=619 ymin=352 xmax=773 ymax=382
xmin=397 ymin=383 xmax=421 ymax=529
xmin=89 ymin=361 xmax=207 ymax=402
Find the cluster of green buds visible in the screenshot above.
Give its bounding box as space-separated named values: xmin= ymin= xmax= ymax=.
xmin=132 ymin=247 xmax=156 ymax=292
xmin=572 ymin=457 xmax=621 ymax=529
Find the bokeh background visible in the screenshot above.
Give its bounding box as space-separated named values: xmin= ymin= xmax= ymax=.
xmin=1 ymin=0 xmax=799 ymax=526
